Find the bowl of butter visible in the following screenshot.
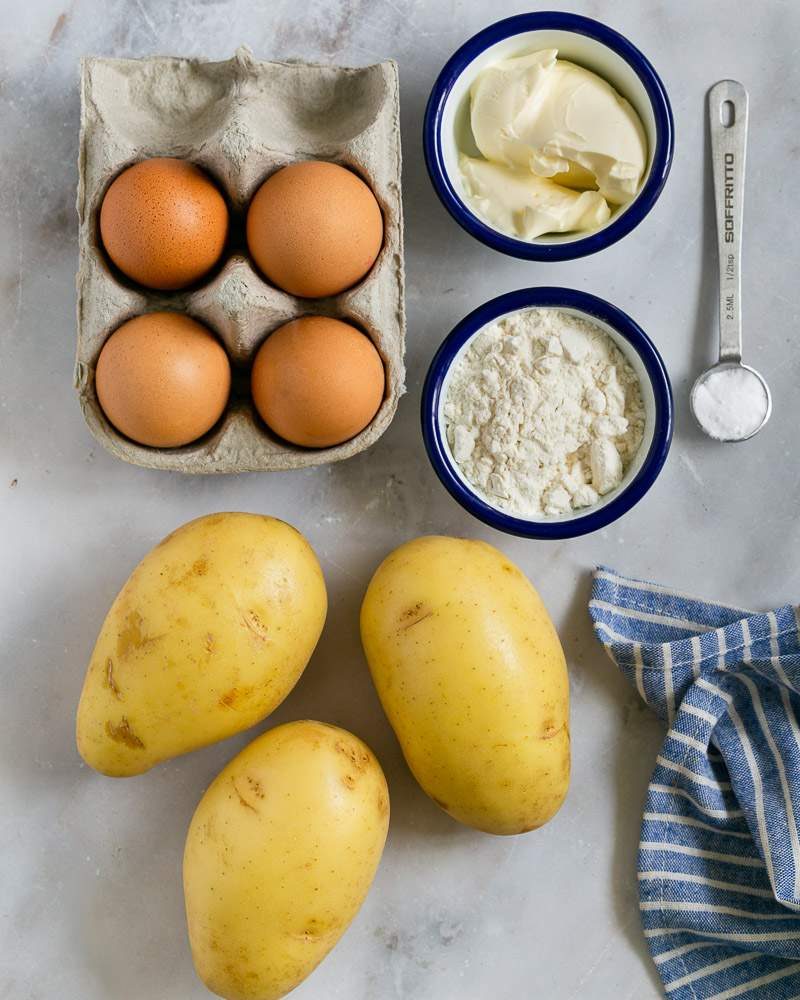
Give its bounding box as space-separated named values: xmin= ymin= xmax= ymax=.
xmin=423 ymin=12 xmax=674 ymax=260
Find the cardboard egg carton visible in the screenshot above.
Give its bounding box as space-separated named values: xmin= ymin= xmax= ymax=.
xmin=75 ymin=47 xmax=405 ymax=473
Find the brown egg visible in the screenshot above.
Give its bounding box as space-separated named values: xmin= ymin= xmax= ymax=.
xmin=246 ymin=161 xmax=384 ymax=298
xmin=251 ymin=316 xmax=385 ymax=448
xmin=95 ymin=312 xmax=231 ymax=448
xmin=99 ymin=158 xmax=229 ymax=290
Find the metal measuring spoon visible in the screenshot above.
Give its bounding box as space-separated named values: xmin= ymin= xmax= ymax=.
xmin=690 ymin=80 xmax=771 ymax=442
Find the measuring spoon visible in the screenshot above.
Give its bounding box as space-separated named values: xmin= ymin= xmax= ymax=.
xmin=690 ymin=80 xmax=771 ymax=442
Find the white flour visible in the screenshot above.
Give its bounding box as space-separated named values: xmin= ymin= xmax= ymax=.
xmin=443 ymin=308 xmax=646 ymax=518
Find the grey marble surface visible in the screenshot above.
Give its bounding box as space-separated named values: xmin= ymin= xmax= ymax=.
xmin=2 ymin=1 xmax=798 ymax=998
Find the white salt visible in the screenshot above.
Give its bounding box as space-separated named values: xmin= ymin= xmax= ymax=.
xmin=693 ymin=366 xmax=769 ymax=441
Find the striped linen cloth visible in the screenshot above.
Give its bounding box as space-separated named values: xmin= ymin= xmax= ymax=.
xmin=589 ymin=566 xmax=800 ymax=999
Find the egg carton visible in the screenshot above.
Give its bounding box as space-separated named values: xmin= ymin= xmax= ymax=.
xmin=75 ymin=47 xmax=405 ymax=473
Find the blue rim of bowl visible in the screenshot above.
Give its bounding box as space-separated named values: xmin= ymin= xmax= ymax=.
xmin=422 ymin=11 xmax=675 ymax=261
xmin=421 ymin=287 xmax=674 ymax=539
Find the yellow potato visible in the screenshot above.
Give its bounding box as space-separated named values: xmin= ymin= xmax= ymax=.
xmin=76 ymin=513 xmax=326 ymax=777
xmin=360 ymin=536 xmax=569 ymax=835
xmin=183 ymin=721 xmax=389 ymax=1000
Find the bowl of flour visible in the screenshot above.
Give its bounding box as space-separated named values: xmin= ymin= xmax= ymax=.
xmin=421 ymin=287 xmax=673 ymax=538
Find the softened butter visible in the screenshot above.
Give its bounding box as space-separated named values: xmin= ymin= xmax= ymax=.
xmin=459 ymin=48 xmax=648 ymax=238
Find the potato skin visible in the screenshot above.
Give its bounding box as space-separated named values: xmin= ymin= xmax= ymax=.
xmin=360 ymin=536 xmax=569 ymax=835
xmin=76 ymin=513 xmax=327 ymax=776
xmin=183 ymin=721 xmax=389 ymax=1000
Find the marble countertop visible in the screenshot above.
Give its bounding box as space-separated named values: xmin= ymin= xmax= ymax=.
xmin=2 ymin=1 xmax=798 ymax=997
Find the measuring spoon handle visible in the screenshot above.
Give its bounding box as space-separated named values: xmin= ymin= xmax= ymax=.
xmin=709 ymin=80 xmax=748 ymax=364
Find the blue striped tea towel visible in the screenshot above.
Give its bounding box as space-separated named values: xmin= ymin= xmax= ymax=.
xmin=590 ymin=567 xmax=800 ymax=999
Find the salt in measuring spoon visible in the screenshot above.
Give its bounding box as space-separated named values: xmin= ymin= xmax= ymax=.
xmin=690 ymin=80 xmax=771 ymax=442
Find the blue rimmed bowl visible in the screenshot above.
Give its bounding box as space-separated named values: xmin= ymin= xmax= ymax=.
xmin=423 ymin=12 xmax=674 ymax=261
xmin=421 ymin=287 xmax=673 ymax=539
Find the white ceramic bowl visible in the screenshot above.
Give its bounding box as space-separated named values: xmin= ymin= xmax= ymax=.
xmin=421 ymin=288 xmax=674 ymax=539
xmin=423 ymin=12 xmax=675 ymax=260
